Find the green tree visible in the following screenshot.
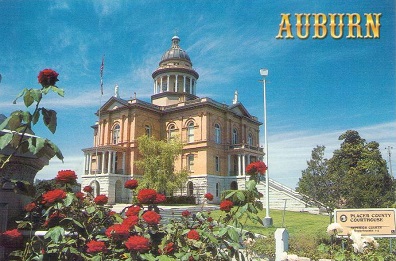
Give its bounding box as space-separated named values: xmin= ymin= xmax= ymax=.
xmin=297 ymin=130 xmax=395 ymax=210
xmin=327 ymin=130 xmax=395 ymax=208
xmin=135 ymin=135 xmax=189 ymax=195
xmin=296 ymin=145 xmax=332 ymax=208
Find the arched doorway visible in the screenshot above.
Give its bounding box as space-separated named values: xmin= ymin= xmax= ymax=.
xmin=115 ymin=180 xmax=122 ymax=203
xmin=90 ymin=180 xmax=100 ymax=197
xmin=230 ymin=181 xmax=238 ymax=190
xmin=187 ymin=181 xmax=194 ymax=196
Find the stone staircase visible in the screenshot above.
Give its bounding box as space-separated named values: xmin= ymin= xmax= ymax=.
xmin=257 ymin=179 xmax=323 ymax=214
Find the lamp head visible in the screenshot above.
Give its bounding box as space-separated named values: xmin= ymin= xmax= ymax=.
xmin=260 ymin=68 xmax=268 ymax=76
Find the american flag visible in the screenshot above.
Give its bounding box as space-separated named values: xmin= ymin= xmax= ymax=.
xmin=100 ymin=55 xmax=104 ymax=95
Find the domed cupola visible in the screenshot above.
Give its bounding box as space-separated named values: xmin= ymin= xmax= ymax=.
xmin=152 ymin=35 xmax=199 ymax=106
xmin=160 ymin=36 xmax=191 ymax=63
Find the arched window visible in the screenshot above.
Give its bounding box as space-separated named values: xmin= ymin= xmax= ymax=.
xmin=232 ymin=128 xmax=238 ymax=145
xmin=214 ymin=123 xmax=221 ymax=144
xmin=248 ymin=133 xmax=253 ymax=147
xmin=145 ymin=125 xmax=151 ymax=137
xmin=230 ymin=181 xmax=238 ymax=190
xmin=187 ymin=121 xmax=194 ymax=143
xmin=168 ymin=124 xmax=176 ymax=140
xmin=187 ymin=181 xmax=194 ymax=196
xmin=112 ymin=124 xmax=120 ymax=144
xmin=187 ymin=154 xmax=194 ymax=171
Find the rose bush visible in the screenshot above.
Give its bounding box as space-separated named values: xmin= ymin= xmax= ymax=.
xmin=0 ymin=168 xmax=266 ymax=260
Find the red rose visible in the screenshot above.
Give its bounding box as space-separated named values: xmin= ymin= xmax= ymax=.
xmin=24 ymin=202 xmax=36 ymax=212
xmin=38 ymin=68 xmax=59 ymax=87
xmin=55 ymin=170 xmax=77 ymax=184
xmin=124 ymin=179 xmax=138 ymax=189
xmin=204 ymin=193 xmax=214 ymax=201
xmin=86 ymin=240 xmax=107 ymax=253
xmin=220 ymin=200 xmax=234 ymax=212
xmin=122 ymin=215 xmax=139 ymax=228
xmin=105 ymin=224 xmax=130 ymax=241
xmin=246 ymin=161 xmax=267 ymax=175
xmin=142 ymin=210 xmax=161 ymax=225
xmin=125 ymin=205 xmax=141 ymax=217
xmin=154 ymin=193 xmax=166 ymax=204
xmin=125 ymin=235 xmax=150 ymax=252
xmin=83 ymin=185 xmax=93 ymax=193
xmin=137 ymin=189 xmax=157 ymax=204
xmin=42 ymin=189 xmax=67 ymax=204
xmin=207 ymin=217 xmax=213 ymax=222
xmin=94 ymin=194 xmax=108 ymax=205
xmin=75 ymin=192 xmax=84 ymax=200
xmin=0 ymin=229 xmax=23 ymax=247
xmin=159 ymin=242 xmax=175 ymax=254
xmin=187 ymin=229 xmax=200 ymax=240
xmin=182 ymin=210 xmax=191 ymax=217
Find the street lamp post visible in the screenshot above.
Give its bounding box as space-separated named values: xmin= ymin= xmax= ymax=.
xmin=260 ymin=68 xmax=273 ymax=227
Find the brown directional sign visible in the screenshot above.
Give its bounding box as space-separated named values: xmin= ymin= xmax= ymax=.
xmin=334 ymin=209 xmax=396 ymax=237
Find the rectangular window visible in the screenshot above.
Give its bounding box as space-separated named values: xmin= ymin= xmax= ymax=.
xmin=187 ymin=154 xmax=194 ymax=171
xmin=215 ymin=156 xmax=220 ymax=172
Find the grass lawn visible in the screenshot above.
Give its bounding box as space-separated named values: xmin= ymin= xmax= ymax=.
xmin=210 ymin=208 xmax=330 ymax=238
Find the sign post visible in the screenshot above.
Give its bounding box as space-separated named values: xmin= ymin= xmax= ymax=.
xmin=334 ymin=209 xmax=396 ymax=237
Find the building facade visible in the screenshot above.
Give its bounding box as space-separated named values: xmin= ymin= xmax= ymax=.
xmin=81 ymin=36 xmax=264 ymax=204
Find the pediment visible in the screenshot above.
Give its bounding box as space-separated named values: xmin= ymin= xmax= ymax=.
xmin=229 ymin=103 xmax=252 ymax=118
xmin=99 ymin=97 xmax=128 ymax=113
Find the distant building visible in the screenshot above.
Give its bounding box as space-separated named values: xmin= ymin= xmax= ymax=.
xmin=81 ymin=36 xmax=264 ymax=204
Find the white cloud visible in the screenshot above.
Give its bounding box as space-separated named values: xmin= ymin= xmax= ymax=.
xmin=35 ymin=155 xmax=85 ymax=182
xmin=266 ymin=121 xmax=396 ymax=189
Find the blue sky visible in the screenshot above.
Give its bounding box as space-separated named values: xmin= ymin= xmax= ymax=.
xmin=0 ymin=0 xmax=395 ymax=189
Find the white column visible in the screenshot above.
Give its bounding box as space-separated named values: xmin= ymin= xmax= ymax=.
xmin=112 ymin=152 xmax=116 ymax=173
xmin=175 ymin=74 xmax=178 ymax=92
xmin=153 ymin=79 xmax=156 ymax=94
xmin=238 ymin=154 xmax=242 ymax=176
xmin=101 ymin=153 xmax=105 ymax=174
xmin=160 ymin=77 xmax=163 ymax=93
xmin=122 ymin=152 xmax=126 ymax=174
xmin=189 ymin=77 xmax=192 ymax=94
xmin=242 ymin=155 xmax=246 ymax=176
xmin=84 ymin=154 xmax=88 ymax=173
xmin=107 ymin=151 xmax=112 ymax=174
xmin=183 ymin=76 xmax=186 ymax=92
xmin=227 ymin=155 xmax=231 ymax=176
xmin=88 ymin=153 xmax=92 ymax=175
xmin=167 ymin=75 xmax=170 ymax=91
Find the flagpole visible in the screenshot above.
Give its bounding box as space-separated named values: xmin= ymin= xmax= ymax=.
xmin=94 ymin=54 xmax=105 ymax=196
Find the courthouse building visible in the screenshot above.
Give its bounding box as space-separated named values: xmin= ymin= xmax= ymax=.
xmin=81 ymin=36 xmax=264 ymax=204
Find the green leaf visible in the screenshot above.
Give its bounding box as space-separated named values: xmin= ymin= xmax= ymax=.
xmin=28 ymin=137 xmax=46 ymax=155
xmin=46 ymin=140 xmax=64 ymax=161
xmin=41 ymin=108 xmax=57 ymax=133
xmin=246 ymin=180 xmax=256 ymax=191
xmin=225 ymin=191 xmax=236 ymax=199
xmin=44 ymin=226 xmax=65 ymax=243
xmin=64 ymin=192 xmax=74 ymax=206
xmin=0 ymin=133 xmax=13 ymax=150
xmin=23 ymin=90 xmax=35 ymax=107
xmin=236 ymin=191 xmax=245 ymax=202
xmin=86 ymin=206 xmax=96 ymax=214
xmin=51 ymin=86 xmax=65 ymax=97
xmin=21 ymin=111 xmax=31 ymax=123
xmin=227 ymin=228 xmax=240 ymax=243
xmin=32 ymin=109 xmax=40 ymax=125
xmin=8 ymin=112 xmax=23 ymax=131
xmin=31 ymin=89 xmax=42 ymax=102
